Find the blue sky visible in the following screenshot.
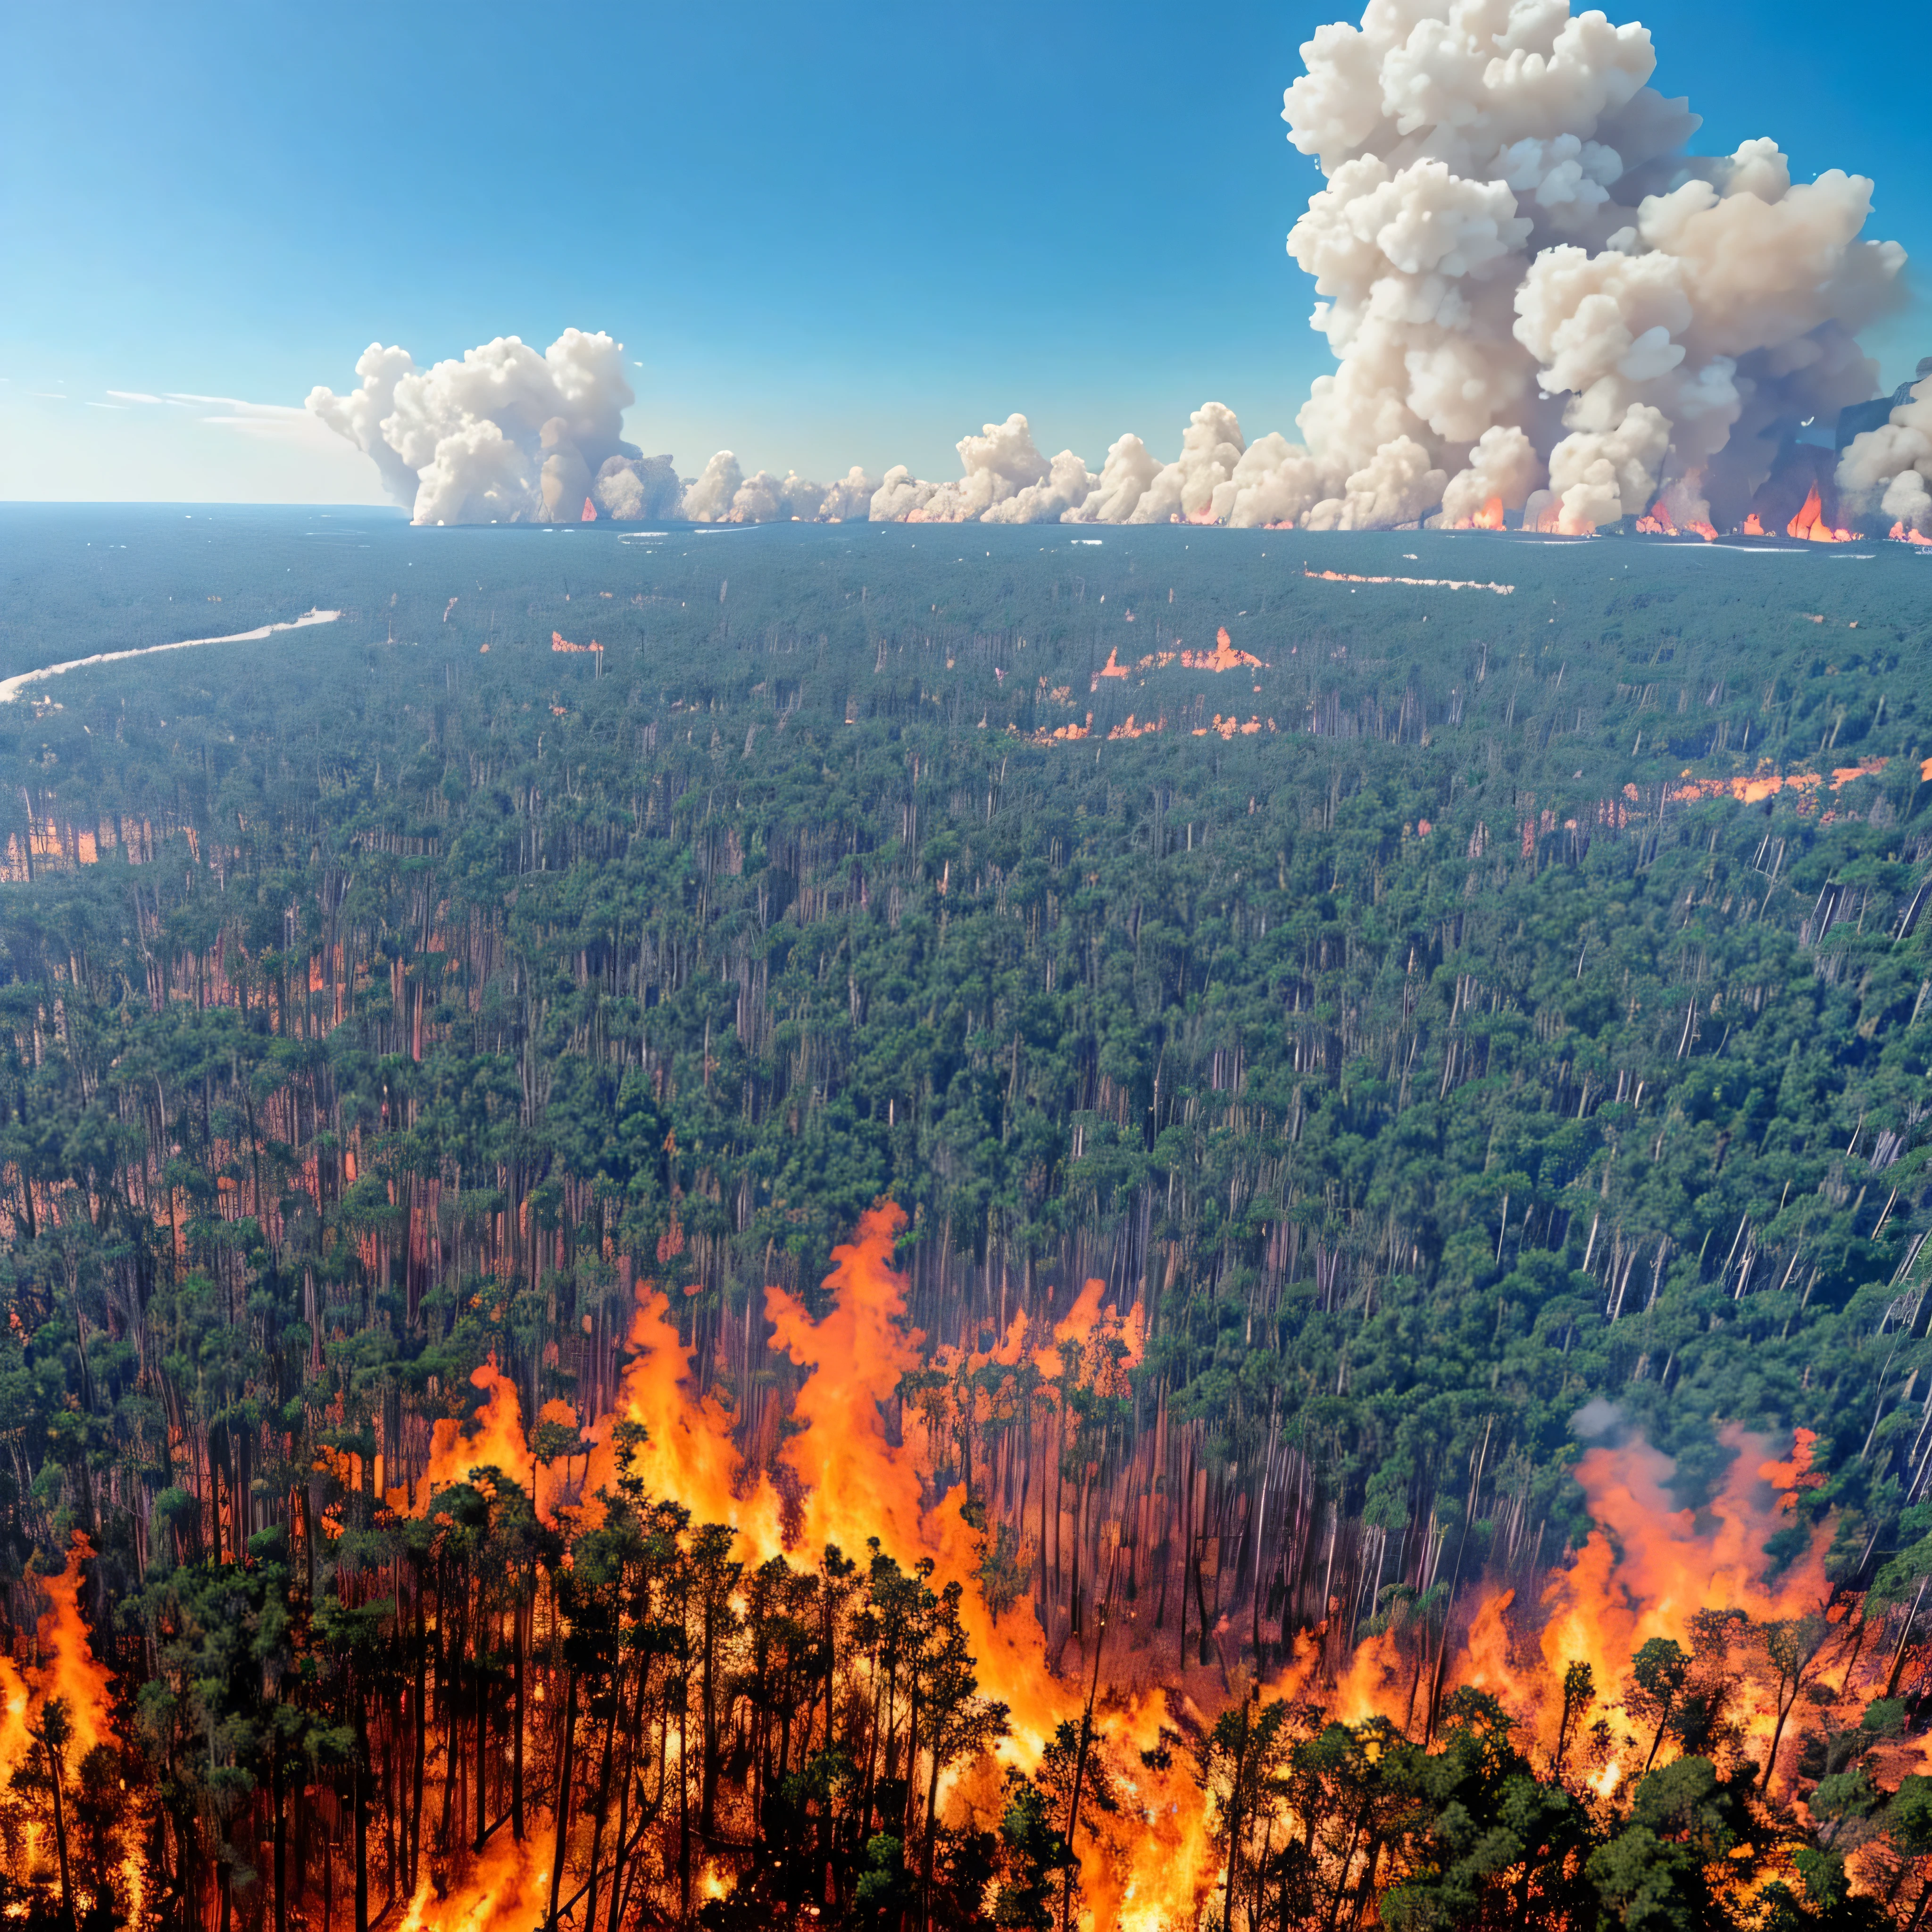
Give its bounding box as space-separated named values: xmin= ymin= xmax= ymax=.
xmin=2 ymin=0 xmax=1925 ymax=503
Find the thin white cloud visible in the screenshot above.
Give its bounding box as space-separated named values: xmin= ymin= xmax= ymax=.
xmin=83 ymin=401 xmax=126 ymax=410
xmin=27 ymin=391 xmax=67 ymax=400
xmin=200 ymin=411 xmax=349 ymax=447
xmin=167 ymin=391 xmax=308 ymax=418
xmin=107 ymin=389 xmax=170 ymax=405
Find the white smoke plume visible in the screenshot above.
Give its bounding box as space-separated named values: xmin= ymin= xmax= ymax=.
xmin=887 ymin=0 xmax=1906 ymax=534
xmin=1261 ymin=3 xmax=1907 ymax=533
xmin=721 ymin=469 xmax=829 ymax=523
xmin=1131 ymin=403 xmax=1248 ymax=525
xmin=816 ymin=467 xmax=880 ymax=520
xmin=1221 ymin=435 xmax=1331 ymax=528
xmin=311 ymin=4 xmax=1911 ymax=536
xmin=680 ymin=451 xmax=743 ymax=523
xmin=308 ymin=331 xmax=639 ymax=524
xmin=1436 ymin=422 xmax=1539 ymax=525
xmin=1065 ymin=435 xmax=1163 ymax=524
xmin=595 ymin=454 xmax=681 ymax=521
xmin=1837 ymin=372 xmax=1932 ymax=536
xmin=983 ymin=449 xmax=1099 ymax=525
xmin=868 ymin=414 xmax=1086 ymax=525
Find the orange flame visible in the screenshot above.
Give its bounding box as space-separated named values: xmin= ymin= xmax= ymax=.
xmin=401 ymin=1358 xmax=583 ymax=1522
xmin=345 ymin=1216 xmax=1918 ymax=1927
xmin=1783 ymin=482 xmax=1855 ymax=542
xmin=0 ymin=1535 xmax=115 ymax=1786
xmin=768 ymin=1207 xmax=1073 ymax=1735
xmin=397 ymin=1822 xmax=551 ymax=1932
xmin=1183 ymin=628 xmax=1269 ymax=672
xmin=0 ymin=1658 xmax=30 ymax=1783
xmin=1636 ymin=503 xmax=1717 ymax=542
xmin=600 ymin=1289 xmax=785 ymax=1552
xmin=1663 ymin=755 xmax=1886 ymax=808
xmin=1742 ymin=512 xmax=1766 ymax=536
xmin=1891 ymin=521 xmax=1932 ymax=546
xmin=580 ymin=495 xmax=597 ymax=522
xmin=33 ymin=1534 xmax=114 ymax=1765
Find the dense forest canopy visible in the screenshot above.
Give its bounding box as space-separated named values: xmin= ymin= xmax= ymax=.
xmin=1 ymin=504 xmax=1931 ymax=1928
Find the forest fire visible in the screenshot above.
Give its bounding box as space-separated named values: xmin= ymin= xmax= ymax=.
xmin=17 ymin=344 xmax=1932 ymax=1932
xmin=1444 ymin=497 xmax=1508 ymax=531
xmin=0 ymin=1534 xmax=115 ymax=1781
xmin=103 ymin=1206 xmax=1902 ymax=1931
xmin=1092 ymin=631 xmax=1269 ymax=684
xmin=1785 ymin=483 xmax=1857 ymax=543
xmin=1635 ymin=501 xmax=1717 ymax=541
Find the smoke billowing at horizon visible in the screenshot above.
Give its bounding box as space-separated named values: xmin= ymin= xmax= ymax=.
xmin=309 ymin=0 xmax=1932 ymax=539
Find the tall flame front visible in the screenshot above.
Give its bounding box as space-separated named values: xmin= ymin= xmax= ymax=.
xmin=11 ymin=1207 xmax=1928 ymax=1927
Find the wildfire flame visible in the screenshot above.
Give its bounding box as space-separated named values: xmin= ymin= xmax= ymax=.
xmin=442 ymin=1208 xmax=1907 ymax=1925
xmin=105 ymin=1209 xmax=1931 ymax=1929
xmin=0 ymin=1533 xmax=115 ymax=1788
xmin=397 ymin=1823 xmax=550 ymax=1932
xmin=1192 ymin=626 xmax=1267 ymax=672
xmin=1785 ymin=481 xmax=1856 ymax=543
xmin=1636 ymin=502 xmax=1716 ymax=541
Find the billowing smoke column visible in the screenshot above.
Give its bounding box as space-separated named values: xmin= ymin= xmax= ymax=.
xmin=1268 ymin=1 xmax=1906 ymax=535
xmin=1838 ymin=362 xmax=1932 ymax=537
xmin=308 ymin=333 xmax=882 ymax=526
xmin=853 ymin=0 xmax=1908 ymax=536
xmin=306 ymin=331 xmax=687 ymax=526
xmin=309 ymin=1 xmax=1913 ymax=535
